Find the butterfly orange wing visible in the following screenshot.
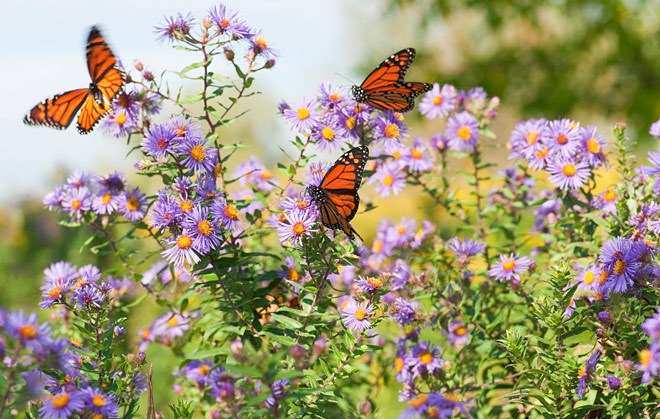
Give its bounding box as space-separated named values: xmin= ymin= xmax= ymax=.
xmin=360 ymin=48 xmax=416 ymax=90
xmin=86 ymin=26 xmax=125 ymax=103
xmin=320 ymin=146 xmax=369 ymax=223
xmin=23 ymin=89 xmax=90 ymax=130
xmin=77 ymin=95 xmax=112 ymax=134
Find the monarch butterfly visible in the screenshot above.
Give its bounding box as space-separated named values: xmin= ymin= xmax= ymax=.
xmin=24 ymin=26 xmax=125 ymax=134
xmin=351 ymin=48 xmax=431 ymax=113
xmin=307 ymin=146 xmax=369 ymax=241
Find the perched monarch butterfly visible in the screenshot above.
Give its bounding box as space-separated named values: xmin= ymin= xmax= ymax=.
xmin=24 ymin=26 xmax=125 ymax=134
xmin=351 ymin=48 xmax=431 ymax=113
xmin=307 ymin=146 xmax=369 ymax=241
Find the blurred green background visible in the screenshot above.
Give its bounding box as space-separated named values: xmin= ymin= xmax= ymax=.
xmin=3 ymin=0 xmax=660 ymax=415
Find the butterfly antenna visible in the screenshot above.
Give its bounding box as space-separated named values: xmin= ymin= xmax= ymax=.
xmin=334 ymin=73 xmax=355 ymax=89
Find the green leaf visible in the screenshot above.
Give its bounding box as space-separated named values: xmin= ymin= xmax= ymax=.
xmin=270 ymin=313 xmax=303 ymax=329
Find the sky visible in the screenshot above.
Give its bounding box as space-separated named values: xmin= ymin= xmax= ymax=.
xmin=1 ymin=0 xmax=403 ymax=204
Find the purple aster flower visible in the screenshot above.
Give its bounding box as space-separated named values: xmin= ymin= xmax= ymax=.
xmin=639 ymin=150 xmax=660 ymax=177
xmin=387 ymin=217 xmax=417 ymax=248
xmin=598 ymin=237 xmax=645 ymax=293
xmin=196 ymin=174 xmax=221 ymax=202
xmin=318 ymin=81 xmax=346 ymax=108
xmin=545 ymin=118 xmax=580 ymax=159
xmin=2 ymin=310 xmax=51 ymax=349
xmin=527 ymin=145 xmax=551 ymax=171
xmin=168 ymin=115 xmax=202 ymax=141
xmin=162 ymin=229 xmax=201 ymax=267
xmin=446 ymin=112 xmax=479 ymax=152
xmin=404 ymin=341 xmax=443 ymax=379
xmin=312 ymin=118 xmax=346 ymax=153
xmin=229 ymin=189 xmax=265 ymax=215
xmin=283 ymin=97 xmax=320 ymax=132
xmin=22 ymin=370 xmax=48 ymax=399
xmin=80 ymin=387 xmax=119 ymax=417
xmin=447 ymin=237 xmax=486 ymax=266
xmin=177 ymin=136 xmax=215 ymax=175
xmin=579 ymin=125 xmax=607 ymax=167
xmin=431 ymin=133 xmax=448 ymax=152
xmin=280 ymin=191 xmax=314 ymax=214
xmin=152 ymin=312 xmax=190 ymax=342
xmin=176 ymin=360 xmax=214 ymax=386
xmin=92 ymin=190 xmax=120 ymax=215
xmin=389 ymin=259 xmax=410 ymax=290
xmin=61 ymin=186 xmax=91 ymax=219
xmin=546 ymin=159 xmax=591 ymax=190
xmin=278 ymin=256 xmax=304 ymax=293
xmin=328 ymin=264 xmax=356 ymax=288
xmin=211 ymin=381 xmax=235 ymax=400
xmin=650 ymin=118 xmax=660 ymax=139
xmin=574 ymin=265 xmax=600 ymax=293
xmin=411 ymin=220 xmax=435 ymax=249
xmin=154 ymin=13 xmax=194 ymax=43
xmin=102 ymin=91 xmax=140 ymax=138
xmin=306 ymin=161 xmax=330 ymax=187
xmin=399 ymin=393 xmax=430 ymax=418
xmin=369 ymin=162 xmax=406 ymax=198
xmin=142 ymin=122 xmax=179 ymax=161
xmin=74 ymin=264 xmax=101 ymax=287
xmin=391 ymin=298 xmax=419 ymax=326
xmin=508 ymin=118 xmax=548 ymax=161
xmin=446 ymin=321 xmax=469 ymax=346
xmin=44 ymin=186 xmax=65 ymax=210
xmin=277 ymin=209 xmax=316 ymax=247
xmin=233 ymin=157 xmax=279 ymax=192
xmin=576 ymin=350 xmax=600 ymax=399
xmin=639 ymin=343 xmax=660 ymax=383
xmin=341 ymin=299 xmax=374 ymax=333
xmin=375 ymin=111 xmax=409 ymax=148
xmin=97 ymin=171 xmax=127 ymax=193
xmin=209 ymin=4 xmax=253 ymax=39
xmin=251 ymin=32 xmax=276 ymax=59
xmin=418 ymin=83 xmax=457 ymax=119
xmin=488 ymin=253 xmax=533 ymax=282
xmin=264 ymin=379 xmax=289 ymax=408
xmin=592 ymin=187 xmax=618 ymax=215
xmin=211 ymin=198 xmax=241 ymax=232
xmin=643 ymin=308 xmax=660 ymax=342
xmin=404 ymin=137 xmax=434 ymax=172
xmin=39 ymin=262 xmax=77 ymax=309
xmin=355 ymin=275 xmax=384 ymax=293
xmin=117 ymin=188 xmax=148 ymax=222
xmin=182 ymin=205 xmax=220 ymax=254
xmin=72 ymin=284 xmax=105 ymax=307
xmin=148 ymin=192 xmax=180 ymax=232
xmin=39 ymin=389 xmax=85 ymax=419
xmin=66 ymin=170 xmax=94 ymax=189
xmin=628 ymin=202 xmax=660 ymax=232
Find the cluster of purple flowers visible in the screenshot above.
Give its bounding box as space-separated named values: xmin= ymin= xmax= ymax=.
xmin=102 ymin=88 xmax=162 ymax=138
xmin=268 ymin=185 xmax=319 ymax=247
xmin=508 ymin=118 xmax=608 ymax=191
xmin=0 ymin=309 xmax=144 ymax=419
xmin=39 ymin=261 xmax=116 ymax=310
xmin=639 ymin=309 xmax=660 ymax=383
xmin=138 ymin=311 xmax=193 ymax=351
xmin=361 ymin=217 xmax=434 ymax=268
xmin=43 ymin=170 xmax=147 ymax=222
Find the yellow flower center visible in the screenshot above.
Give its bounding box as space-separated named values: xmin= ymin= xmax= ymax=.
xmin=354 ymin=308 xmax=367 ymax=321
xmin=392 ymin=151 xmax=402 ymax=160
xmin=578 ymin=366 xmax=586 ymax=378
xmin=220 ymin=19 xmax=230 ymax=28
xmin=587 ymin=139 xmax=601 ymax=153
xmin=455 ymin=326 xmax=467 ymax=336
xmin=345 ymin=116 xmax=356 ymax=130
xmin=536 ymin=147 xmax=549 ymax=158
xmin=53 ymin=393 xmax=70 ymax=408
xmin=18 ymin=325 xmax=37 ymax=340
xmin=409 ymin=394 xmax=427 ymax=408
xmin=297 ymin=108 xmax=310 ymax=120
xmin=372 ymin=240 xmax=383 ymax=253
xmin=260 ymin=170 xmax=272 ymax=180
xmin=330 ymin=93 xmax=341 ymax=101
xmin=102 ymin=193 xmax=112 ymax=205
xmin=414 ymin=228 xmax=424 ymax=241
xmin=367 ymin=277 xmax=383 ymax=289
xmin=384 ymin=124 xmax=399 ymax=138
xmin=598 ymin=269 xmax=609 ymax=285
xmin=502 ymin=260 xmax=516 ymax=271
xmin=583 ymin=271 xmax=594 ymax=285
xmin=49 ymin=286 xmax=63 ymax=299
xmin=614 ymin=260 xmax=627 ymax=275
xmin=457 ymin=126 xmax=471 ymax=140
xmin=92 ymin=394 xmax=107 ymax=407
xmin=180 ymin=201 xmax=193 ymax=213
xmin=525 ymin=132 xmax=539 ymax=144
xmin=411 ymin=148 xmax=423 ymax=159
xmin=557 ymin=134 xmax=568 ymax=145
xmin=191 ymin=145 xmax=206 ymax=162
xmin=288 ymin=268 xmax=300 ymax=282
xmin=432 ymin=96 xmax=443 ymax=106
xmin=71 ymin=199 xmax=81 ymax=210
xmin=255 ymin=36 xmax=268 ymax=49
xmin=419 ymin=351 xmax=433 ymax=364
xmin=224 ymin=204 xmax=239 ymax=220
xmin=562 ymin=164 xmax=577 ymax=177
xmin=126 ymin=196 xmax=140 ymax=211
xmin=444 ymin=393 xmax=461 ymax=402
xmin=142 ymin=329 xmax=151 ymax=339
xmin=292 ymin=221 xmax=306 ymax=236
xmin=115 ymin=112 xmax=127 ymax=126
xmin=395 ymin=357 xmax=404 ymax=371
xmin=641 ymin=349 xmax=652 ymax=367
xmin=321 ymin=127 xmax=335 ymax=140
xmin=199 ymin=365 xmax=211 ymax=375
xmin=594 ymin=291 xmax=603 ymax=301
xmin=213 ymin=162 xmax=222 ymax=178
xmin=382 ymin=174 xmax=394 ymax=186
xmin=198 ymin=220 xmax=213 ymax=236
xmin=176 ymin=235 xmax=192 ymax=250
xmin=603 ymin=188 xmax=616 ymax=202
xmin=167 ymin=317 xmax=179 ymax=327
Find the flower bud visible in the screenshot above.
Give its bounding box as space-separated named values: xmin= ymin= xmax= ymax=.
xmin=114 ymin=326 xmax=126 ymax=337
xmin=127 ymin=354 xmax=135 ymax=363
xmin=597 ymin=311 xmax=611 ymax=324
xmin=155 ymin=412 xmax=163 ymax=419
xmin=443 ymin=359 xmax=452 ymax=371
xmin=133 ymin=60 xmax=144 ymax=71
xmin=595 ymin=328 xmax=604 ymax=337
xmin=357 ymin=400 xmax=372 ymax=415
xmin=203 ymin=15 xmax=213 ymax=29
xmin=290 ymin=344 xmax=306 ymax=362
xmin=607 ymin=376 xmax=621 ymax=390
xmin=231 ymin=339 xmax=245 ymax=360
xmin=224 ymin=47 xmax=235 ymax=61
xmin=142 ymin=71 xmax=154 ymax=81
xmin=510 ymin=278 xmax=521 ymax=290
xmin=265 ymin=59 xmax=276 ymax=69
xmin=136 ymin=351 xmax=146 ymax=364
xmin=621 ymin=359 xmax=634 ymax=372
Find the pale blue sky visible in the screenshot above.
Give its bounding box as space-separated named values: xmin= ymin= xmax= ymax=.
xmin=2 ymin=0 xmax=409 ymax=203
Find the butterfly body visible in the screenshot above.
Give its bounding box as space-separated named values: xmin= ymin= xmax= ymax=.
xmin=307 ymin=146 xmax=369 ymax=241
xmin=352 ymin=48 xmax=431 ymax=113
xmin=24 ymin=26 xmax=125 ymax=134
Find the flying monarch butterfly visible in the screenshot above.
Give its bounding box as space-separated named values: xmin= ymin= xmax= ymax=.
xmin=307 ymin=146 xmax=369 ymax=241
xmin=351 ymin=48 xmax=431 ymax=113
xmin=24 ymin=26 xmax=125 ymax=134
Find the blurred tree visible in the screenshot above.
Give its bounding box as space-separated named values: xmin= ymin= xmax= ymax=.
xmin=383 ymin=0 xmax=660 ymax=139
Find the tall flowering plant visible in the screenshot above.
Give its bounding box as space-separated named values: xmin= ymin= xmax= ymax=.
xmin=6 ymin=4 xmax=660 ymax=418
